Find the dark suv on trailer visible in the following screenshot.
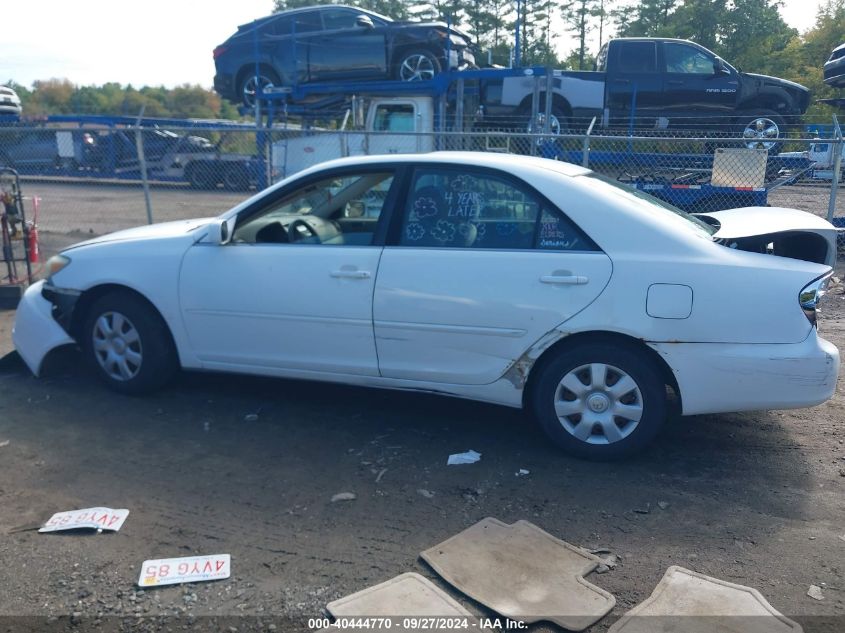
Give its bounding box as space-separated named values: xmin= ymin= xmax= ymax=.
xmin=213 ymin=5 xmax=475 ymax=107
xmin=824 ymin=42 xmax=845 ymax=88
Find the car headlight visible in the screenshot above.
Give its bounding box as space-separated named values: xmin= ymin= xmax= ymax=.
xmin=799 ymin=272 xmax=831 ymax=326
xmin=45 ymin=254 xmax=71 ymax=278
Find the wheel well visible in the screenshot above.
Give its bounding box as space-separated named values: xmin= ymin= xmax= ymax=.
xmin=522 ymin=330 xmax=681 ymax=409
xmin=518 ymin=93 xmax=572 ymax=119
xmin=393 ymin=46 xmax=443 ymax=71
xmin=70 ymin=284 xmax=178 ymax=359
xmin=737 ymin=100 xmax=790 ymax=116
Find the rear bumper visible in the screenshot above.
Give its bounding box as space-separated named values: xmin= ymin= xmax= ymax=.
xmin=213 ymin=73 xmax=236 ymax=100
xmin=12 ymin=281 xmax=75 ymax=376
xmin=650 ymin=333 xmax=839 ymax=416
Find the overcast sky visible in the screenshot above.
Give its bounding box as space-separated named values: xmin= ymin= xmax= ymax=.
xmin=0 ymin=1 xmax=826 ymax=89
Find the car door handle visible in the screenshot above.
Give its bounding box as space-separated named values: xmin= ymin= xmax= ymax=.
xmin=613 ymin=78 xmax=631 ymax=84
xmin=667 ymin=80 xmax=684 ymax=85
xmin=540 ymin=275 xmax=589 ymax=285
xmin=330 ymin=269 xmax=371 ymax=279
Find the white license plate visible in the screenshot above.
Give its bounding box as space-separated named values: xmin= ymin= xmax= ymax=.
xmin=39 ymin=507 xmax=129 ymax=533
xmin=138 ymin=554 xmax=231 ymax=587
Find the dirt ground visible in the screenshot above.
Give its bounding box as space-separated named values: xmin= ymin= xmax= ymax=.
xmin=0 ymin=276 xmax=844 ymax=632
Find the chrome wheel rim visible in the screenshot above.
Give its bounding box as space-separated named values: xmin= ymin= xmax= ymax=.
xmin=242 ymin=75 xmax=275 ymax=108
xmin=92 ymin=311 xmax=143 ymax=381
xmin=742 ymin=117 xmax=780 ymax=150
xmin=554 ymin=363 xmax=643 ymax=445
xmin=400 ymin=54 xmax=436 ymax=81
xmin=527 ymin=113 xmax=562 ymax=136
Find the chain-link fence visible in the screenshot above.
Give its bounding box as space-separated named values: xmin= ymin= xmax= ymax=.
xmin=1 ymin=117 xmax=843 ymax=279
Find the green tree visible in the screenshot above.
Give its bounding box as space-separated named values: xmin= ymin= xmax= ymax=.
xmin=612 ymin=0 xmax=677 ymax=37
xmin=720 ymin=0 xmax=796 ymax=73
xmin=561 ymin=0 xmax=601 ymax=69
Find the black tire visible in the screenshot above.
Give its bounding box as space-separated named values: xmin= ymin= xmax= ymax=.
xmin=530 ymin=342 xmax=667 ymax=460
xmin=237 ymin=67 xmax=281 ymax=109
xmin=222 ymin=163 xmax=250 ymax=192
xmin=395 ymin=49 xmax=442 ymax=82
xmin=54 ymin=156 xmax=79 ymax=171
xmin=82 ymin=291 xmax=178 ymax=395
xmin=734 ymin=109 xmax=787 ymax=153
xmin=187 ymin=163 xmax=217 ymax=190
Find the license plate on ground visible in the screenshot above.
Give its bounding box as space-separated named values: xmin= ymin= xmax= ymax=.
xmin=39 ymin=507 xmax=129 ymax=533
xmin=138 ymin=554 xmax=231 ymax=587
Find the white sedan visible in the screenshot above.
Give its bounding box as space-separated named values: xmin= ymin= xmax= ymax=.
xmin=12 ymin=153 xmax=840 ymax=458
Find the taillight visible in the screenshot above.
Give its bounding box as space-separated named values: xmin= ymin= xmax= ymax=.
xmin=213 ymin=46 xmax=228 ymax=59
xmin=799 ymin=272 xmax=832 ymax=326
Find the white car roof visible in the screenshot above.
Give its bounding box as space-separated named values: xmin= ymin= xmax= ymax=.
xmin=299 ymin=151 xmax=593 ymax=178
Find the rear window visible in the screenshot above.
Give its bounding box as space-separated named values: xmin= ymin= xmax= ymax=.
xmin=584 ymin=173 xmax=716 ymax=237
xmin=270 ymin=12 xmax=321 ymax=35
xmin=373 ymin=104 xmax=416 ymax=132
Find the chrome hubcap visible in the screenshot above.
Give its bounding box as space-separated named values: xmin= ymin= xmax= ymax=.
xmin=92 ymin=311 xmax=142 ymax=381
xmin=743 ymin=117 xmax=780 ymax=150
xmin=554 ymin=363 xmax=643 ymax=445
xmin=400 ymin=55 xmax=436 ymax=81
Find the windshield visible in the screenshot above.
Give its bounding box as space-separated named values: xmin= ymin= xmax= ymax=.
xmin=583 ymin=173 xmax=717 ymax=237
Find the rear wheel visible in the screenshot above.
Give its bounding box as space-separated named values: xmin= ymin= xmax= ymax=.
xmin=530 ymin=342 xmax=667 ymax=459
xmin=238 ymin=68 xmax=281 ymax=109
xmin=82 ymin=291 xmax=178 ymax=395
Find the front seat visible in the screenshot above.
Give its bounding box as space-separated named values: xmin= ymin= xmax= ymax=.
xmin=255 ymin=221 xmax=289 ymax=243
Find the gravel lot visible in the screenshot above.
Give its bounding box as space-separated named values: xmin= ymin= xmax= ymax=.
xmin=0 ymin=177 xmax=843 ymax=632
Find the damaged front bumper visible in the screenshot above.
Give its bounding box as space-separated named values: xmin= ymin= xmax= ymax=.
xmin=12 ymin=280 xmax=77 ymax=376
xmin=650 ymin=332 xmax=840 ymax=416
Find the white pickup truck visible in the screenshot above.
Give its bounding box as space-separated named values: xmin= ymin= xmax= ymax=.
xmin=272 ymin=96 xmax=437 ymax=179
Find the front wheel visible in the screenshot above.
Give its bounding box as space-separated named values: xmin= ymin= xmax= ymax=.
xmin=82 ymin=291 xmax=178 ymax=394
xmin=222 ymin=163 xmax=250 ymax=192
xmin=396 ymin=50 xmax=442 ymax=82
xmin=530 ymin=343 xmax=667 ymax=459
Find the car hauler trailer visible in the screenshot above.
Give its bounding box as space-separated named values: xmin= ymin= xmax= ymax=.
xmin=0 ymin=115 xmax=266 ymax=191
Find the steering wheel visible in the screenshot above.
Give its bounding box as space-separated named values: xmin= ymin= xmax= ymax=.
xmin=288 ymin=218 xmax=320 ymax=244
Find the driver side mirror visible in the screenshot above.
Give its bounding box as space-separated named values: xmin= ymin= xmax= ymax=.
xmin=714 ymin=58 xmax=730 ymax=75
xmin=207 ymin=217 xmax=235 ymax=245
xmin=355 ymin=15 xmax=374 ymax=29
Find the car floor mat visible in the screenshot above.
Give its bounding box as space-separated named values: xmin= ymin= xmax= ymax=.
xmin=607 ymin=566 xmax=803 ymax=633
xmin=326 ymin=572 xmax=482 ymax=631
xmin=420 ymin=517 xmax=615 ymax=631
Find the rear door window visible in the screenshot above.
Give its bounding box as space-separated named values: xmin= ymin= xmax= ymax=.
xmin=397 ymin=167 xmax=597 ymax=251
xmin=615 ymin=41 xmax=657 ymax=73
